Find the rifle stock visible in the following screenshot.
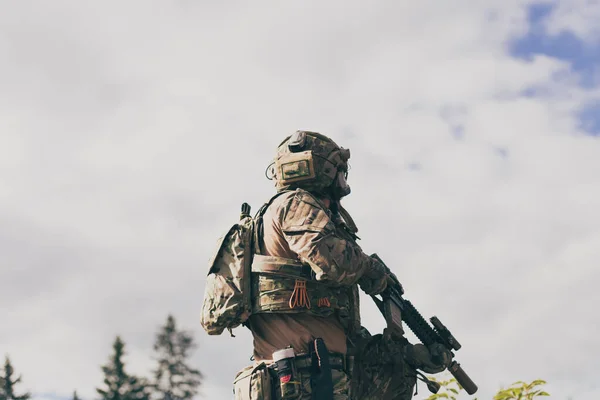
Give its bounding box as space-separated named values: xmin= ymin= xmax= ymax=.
xmin=370 ymin=254 xmax=478 ymax=395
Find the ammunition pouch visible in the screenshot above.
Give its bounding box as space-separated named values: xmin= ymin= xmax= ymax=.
xmin=233 ymin=362 xmax=274 ymax=400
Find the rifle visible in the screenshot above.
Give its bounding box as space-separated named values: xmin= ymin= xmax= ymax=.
xmin=369 ymin=253 xmax=478 ymax=395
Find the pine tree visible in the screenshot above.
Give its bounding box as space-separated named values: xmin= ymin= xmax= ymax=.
xmin=72 ymin=390 xmax=80 ymax=400
xmin=151 ymin=315 xmax=203 ymax=400
xmin=96 ymin=336 xmax=151 ymax=400
xmin=0 ymin=356 xmax=31 ymax=400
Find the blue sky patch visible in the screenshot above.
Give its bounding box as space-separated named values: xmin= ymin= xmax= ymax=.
xmin=510 ymin=3 xmax=600 ymax=87
xmin=509 ymin=2 xmax=600 ymax=135
xmin=578 ymin=101 xmax=600 ymax=135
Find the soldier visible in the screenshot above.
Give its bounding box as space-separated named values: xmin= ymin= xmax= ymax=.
xmin=205 ymin=131 xmax=451 ymax=399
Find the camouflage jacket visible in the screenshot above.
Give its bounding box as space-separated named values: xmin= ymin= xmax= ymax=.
xmin=251 ymin=189 xmax=377 ymax=334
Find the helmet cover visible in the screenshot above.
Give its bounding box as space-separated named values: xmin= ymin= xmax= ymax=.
xmin=269 ymin=130 xmax=351 ymax=199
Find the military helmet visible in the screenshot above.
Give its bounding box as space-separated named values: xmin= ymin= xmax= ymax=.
xmin=268 ymin=130 xmax=352 ymax=199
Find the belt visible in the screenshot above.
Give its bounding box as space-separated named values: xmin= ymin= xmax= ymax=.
xmin=264 ymin=352 xmax=347 ymax=372
xmin=293 ymin=352 xmax=346 ymax=372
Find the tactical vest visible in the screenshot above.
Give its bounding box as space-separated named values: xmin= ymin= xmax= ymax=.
xmin=250 ymin=190 xmax=361 ymax=335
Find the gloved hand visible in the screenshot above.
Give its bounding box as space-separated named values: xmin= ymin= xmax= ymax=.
xmin=402 ymin=343 xmax=452 ymax=374
xmin=358 ymin=257 xmax=389 ymax=295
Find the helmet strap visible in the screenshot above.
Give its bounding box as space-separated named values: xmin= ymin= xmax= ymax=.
xmin=338 ymin=203 xmax=359 ymax=234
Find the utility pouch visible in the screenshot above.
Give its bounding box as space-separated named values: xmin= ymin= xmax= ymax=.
xmin=233 ymin=362 xmax=274 ymax=400
xmin=273 ymin=347 xmax=301 ymax=399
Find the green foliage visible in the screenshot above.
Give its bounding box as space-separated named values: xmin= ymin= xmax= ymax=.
xmin=96 ymin=336 xmax=151 ymax=400
xmin=424 ymin=376 xmax=461 ymax=400
xmin=151 ymin=315 xmax=203 ymax=400
xmin=0 ymin=356 xmax=31 ymax=400
xmin=421 ymin=374 xmax=550 ymax=400
xmin=493 ymin=380 xmax=550 ymax=400
xmin=73 ymin=390 xmax=80 ymax=400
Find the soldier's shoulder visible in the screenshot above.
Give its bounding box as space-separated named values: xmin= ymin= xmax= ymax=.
xmin=289 ymin=188 xmax=328 ymax=209
xmin=279 ymin=189 xmax=334 ymax=232
xmin=266 ymin=189 xmax=326 ymax=210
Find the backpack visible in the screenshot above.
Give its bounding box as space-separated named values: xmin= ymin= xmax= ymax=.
xmin=200 ymin=193 xmax=288 ymax=337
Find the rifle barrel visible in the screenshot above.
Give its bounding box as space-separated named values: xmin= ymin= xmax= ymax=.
xmin=448 ymin=361 xmax=478 ymax=395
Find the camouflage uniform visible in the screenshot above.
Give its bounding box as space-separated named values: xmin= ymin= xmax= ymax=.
xmin=228 ymin=131 xmax=423 ymax=400
xmin=216 ymin=131 xmax=448 ymax=400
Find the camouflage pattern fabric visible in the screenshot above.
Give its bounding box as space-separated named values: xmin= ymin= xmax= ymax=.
xmin=200 ymin=212 xmax=255 ymax=336
xmin=280 ymin=369 xmax=349 ymax=400
xmin=273 ymin=131 xmax=350 ymax=197
xmin=233 ymin=362 xmax=350 ymax=400
xmin=349 ymin=328 xmax=417 ymax=400
xmin=251 ymin=189 xmax=382 ymax=333
xmin=251 ymin=272 xmax=351 ymax=317
xmin=232 ymin=330 xmax=417 ymax=400
xmin=278 ymin=189 xmax=375 ymax=287
xmin=233 ymin=363 xmax=273 ymax=400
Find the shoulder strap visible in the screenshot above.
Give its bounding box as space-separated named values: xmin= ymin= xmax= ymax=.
xmin=338 ymin=203 xmax=358 ymax=234
xmin=253 ymin=190 xmax=293 ymax=255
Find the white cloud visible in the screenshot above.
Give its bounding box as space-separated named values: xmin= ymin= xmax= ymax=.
xmin=544 ymin=0 xmax=600 ymax=41
xmin=1 ymin=0 xmax=600 ymax=399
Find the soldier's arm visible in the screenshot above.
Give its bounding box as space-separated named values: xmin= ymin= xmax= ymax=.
xmin=279 ymin=191 xmax=380 ymax=287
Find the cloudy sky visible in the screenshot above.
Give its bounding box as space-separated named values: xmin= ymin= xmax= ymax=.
xmin=1 ymin=0 xmax=599 ymax=399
